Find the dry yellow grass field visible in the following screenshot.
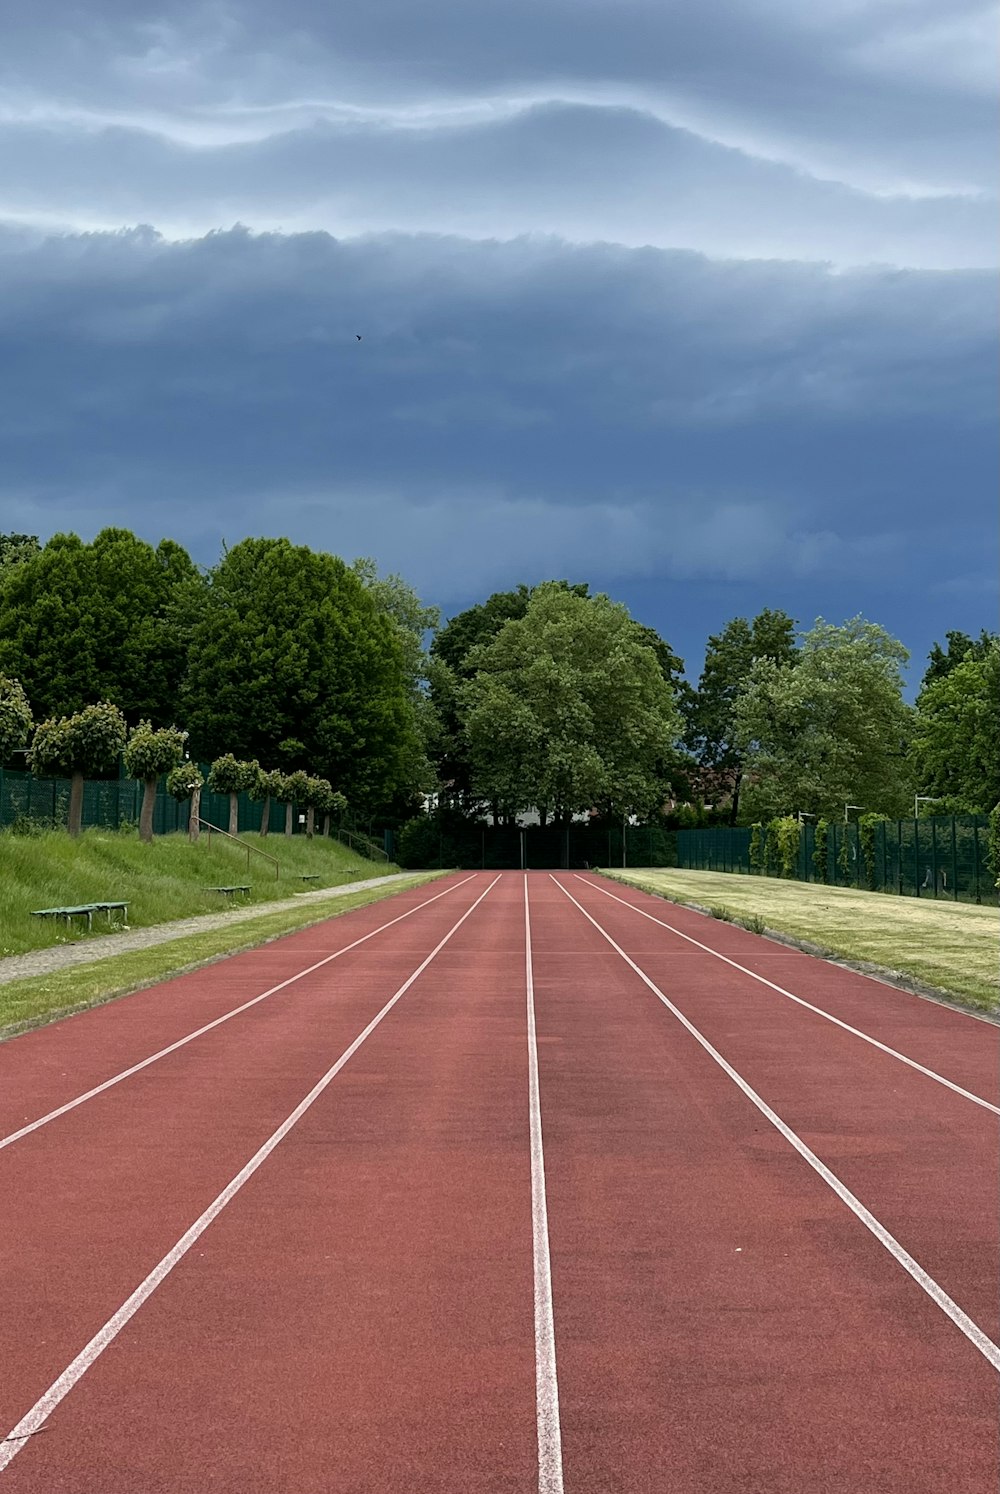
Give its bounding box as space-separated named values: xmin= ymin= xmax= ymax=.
xmin=603 ymin=868 xmax=999 ymax=1014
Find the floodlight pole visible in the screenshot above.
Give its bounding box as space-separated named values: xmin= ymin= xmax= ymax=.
xmin=914 ymin=794 xmax=943 ymax=819
xmin=843 ymin=804 xmax=863 ymax=822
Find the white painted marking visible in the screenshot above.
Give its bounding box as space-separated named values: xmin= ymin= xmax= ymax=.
xmin=575 ymin=876 xmax=999 ymax=1116
xmin=0 ymin=875 xmax=502 ymax=1473
xmin=0 ymin=875 xmax=479 ymax=1153
xmin=551 ymin=876 xmax=1000 ymax=1374
xmin=524 ymin=875 xmax=565 ymax=1494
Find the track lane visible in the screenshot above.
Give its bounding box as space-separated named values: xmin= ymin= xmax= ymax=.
xmin=578 ymin=874 xmax=999 ymax=1104
xmin=0 ymin=875 xmax=496 ymax=1438
xmin=530 ymin=874 xmax=998 ymax=1493
xmin=560 ymin=874 xmax=1000 ymax=1344
xmin=0 ymin=874 xmax=476 ymax=1145
xmin=1 ymin=874 xmax=542 ymax=1494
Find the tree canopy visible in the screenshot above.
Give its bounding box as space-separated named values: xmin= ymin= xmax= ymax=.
xmin=910 ymin=642 xmax=999 ymax=813
xmin=734 ymin=617 xmax=912 ymax=820
xmin=684 ymin=608 xmax=797 ymax=824
xmin=459 ymin=583 xmax=681 ymax=822
xmin=0 ymin=529 xmax=200 ymax=723
xmin=183 ymin=538 xmax=417 ymax=811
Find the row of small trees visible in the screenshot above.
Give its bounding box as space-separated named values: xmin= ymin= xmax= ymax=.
xmin=0 ymin=678 xmax=346 ymax=842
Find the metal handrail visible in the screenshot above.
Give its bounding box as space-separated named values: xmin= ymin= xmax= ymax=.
xmin=196 ymin=819 xmax=280 ymax=879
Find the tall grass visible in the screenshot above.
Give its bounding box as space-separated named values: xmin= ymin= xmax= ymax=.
xmin=0 ymin=829 xmax=395 ymax=957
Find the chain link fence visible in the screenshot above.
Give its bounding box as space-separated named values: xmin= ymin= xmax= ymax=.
xmin=677 ymin=815 xmax=995 ymax=904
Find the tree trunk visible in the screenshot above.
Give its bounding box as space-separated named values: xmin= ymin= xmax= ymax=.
xmin=188 ymin=784 xmax=201 ymax=842
xmin=228 ymin=792 xmax=239 ymax=837
xmin=68 ymin=771 xmax=84 ymax=837
xmin=260 ymin=794 xmax=271 ymax=838
xmin=285 ymin=801 xmax=294 ymax=836
xmin=139 ymin=777 xmax=157 ymax=843
xmin=306 ymin=806 xmax=315 ymax=838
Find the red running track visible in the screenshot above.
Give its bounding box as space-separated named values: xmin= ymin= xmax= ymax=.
xmin=0 ymin=870 xmax=996 ymax=1491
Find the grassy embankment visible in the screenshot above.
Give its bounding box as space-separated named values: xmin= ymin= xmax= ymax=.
xmin=0 ymin=829 xmax=441 ymax=1031
xmin=601 ymin=867 xmax=999 ymax=1015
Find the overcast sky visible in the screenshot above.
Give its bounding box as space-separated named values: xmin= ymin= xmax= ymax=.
xmin=1 ymin=0 xmax=996 ymax=684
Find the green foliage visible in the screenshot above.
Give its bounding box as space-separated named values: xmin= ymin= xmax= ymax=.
xmin=858 ymin=812 xmax=890 ymax=890
xmin=812 ymin=818 xmax=829 ymax=883
xmin=166 ymin=762 xmax=204 ymax=801
xmin=910 ymin=642 xmax=999 ymax=813
xmin=740 ymin=912 xmax=768 ymax=935
xmin=748 ymin=822 xmax=764 ymax=874
xmin=735 ymin=616 xmax=913 ymax=822
xmin=708 ymin=904 xmax=735 ymax=921
xmin=459 ymin=584 xmax=681 ymax=821
xmin=0 ymin=673 xmax=33 ymax=761
xmin=772 ymin=815 xmax=801 ymax=879
xmin=283 ymin=769 xmax=311 ymax=805
xmin=837 ymin=828 xmax=853 ymax=885
xmin=988 ymin=805 xmax=1000 ymax=890
xmin=207 ymin=753 xmax=259 ymax=796
xmin=28 ymin=701 xmax=127 ymax=778
xmin=0 ymin=533 xmax=41 ymax=570
xmin=922 ymin=629 xmax=997 ymax=689
xmin=0 ymin=529 xmax=200 ymax=723
xmin=183 ymin=538 xmax=416 ymax=811
xmin=124 ymin=721 xmax=187 ymax=782
xmin=685 ymin=609 xmax=797 ymax=823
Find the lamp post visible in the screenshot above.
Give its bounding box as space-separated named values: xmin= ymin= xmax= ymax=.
xmin=843 ymin=804 xmax=863 ymax=822
xmin=914 ymin=794 xmax=943 ymax=819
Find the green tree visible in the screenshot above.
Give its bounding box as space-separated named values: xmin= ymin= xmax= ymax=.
xmin=0 ymin=534 xmax=41 ymax=571
xmin=460 ymin=584 xmax=680 ymax=823
xmin=27 ymin=701 xmax=127 ymax=836
xmin=685 ymin=609 xmax=798 ymax=824
xmin=123 ymin=721 xmax=187 ymax=842
xmin=183 ymin=539 xmax=414 ymax=811
xmin=0 ymin=529 xmax=200 ymax=723
xmin=167 ymin=760 xmax=204 ymax=842
xmin=248 ymin=767 xmax=285 ymax=838
xmin=208 ymin=754 xmax=259 ymax=837
xmin=921 ymin=629 xmax=997 ymax=689
xmin=281 ymin=769 xmax=311 ymax=836
xmin=734 ymin=617 xmax=912 ymax=821
xmin=0 ymin=674 xmax=34 ymax=764
xmin=910 ymin=642 xmax=1000 ymax=812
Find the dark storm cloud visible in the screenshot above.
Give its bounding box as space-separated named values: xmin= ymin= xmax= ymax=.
xmin=0 ymin=225 xmax=993 ymax=606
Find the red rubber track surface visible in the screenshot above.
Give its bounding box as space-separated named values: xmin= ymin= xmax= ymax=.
xmin=1 ymin=871 xmax=995 ymax=1491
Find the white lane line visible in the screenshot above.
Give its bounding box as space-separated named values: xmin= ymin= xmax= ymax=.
xmin=524 ymin=875 xmax=565 ymax=1494
xmin=575 ymin=876 xmax=999 ymax=1117
xmin=0 ymin=875 xmax=502 ymax=1473
xmin=0 ymin=874 xmax=479 ymax=1153
xmin=551 ymin=876 xmax=1000 ymax=1374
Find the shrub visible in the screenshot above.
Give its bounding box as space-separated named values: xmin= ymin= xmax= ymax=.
xmin=748 ymin=823 xmax=764 ymax=875
xmin=740 ymin=912 xmax=768 ymax=935
xmin=708 ymin=904 xmax=734 ymax=921
xmin=988 ymin=803 xmax=1000 ymax=890
xmin=858 ymin=812 xmax=890 ymax=891
xmin=773 ymin=815 xmax=801 ymax=879
xmin=812 ymin=818 xmax=829 ymax=883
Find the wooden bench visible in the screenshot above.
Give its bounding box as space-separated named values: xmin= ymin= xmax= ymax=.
xmin=205 ymin=885 xmax=251 ymax=897
xmin=32 ymin=900 xmax=129 ymax=932
xmin=297 ymin=874 xmax=321 ymax=882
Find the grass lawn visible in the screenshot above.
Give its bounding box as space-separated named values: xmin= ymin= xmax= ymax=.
xmin=601 ymin=867 xmax=999 ymax=1015
xmin=0 ymin=873 xmax=442 ymax=1034
xmin=0 ymin=827 xmax=398 ymax=957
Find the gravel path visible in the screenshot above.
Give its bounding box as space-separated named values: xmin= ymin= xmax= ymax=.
xmin=0 ymin=874 xmax=418 ymax=986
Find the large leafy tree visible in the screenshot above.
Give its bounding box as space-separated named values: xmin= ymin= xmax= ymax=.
xmin=352 ymin=558 xmax=440 ymax=814
xmin=0 ymin=529 xmax=200 ymax=722
xmin=734 ymin=617 xmax=913 ymax=821
xmin=0 ymin=674 xmax=33 ymax=764
xmin=124 ymin=721 xmax=187 ymax=842
xmin=910 ymin=642 xmax=999 ymax=813
xmin=183 ymin=538 xmax=415 ymax=811
xmin=921 ymin=629 xmax=997 ymax=690
xmin=0 ymin=534 xmax=40 ymax=572
xmin=460 ymin=584 xmax=681 ymax=823
xmin=684 ymin=609 xmax=797 ymax=824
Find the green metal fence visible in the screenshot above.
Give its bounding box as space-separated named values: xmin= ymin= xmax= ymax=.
xmin=677 ymin=815 xmax=995 ymax=904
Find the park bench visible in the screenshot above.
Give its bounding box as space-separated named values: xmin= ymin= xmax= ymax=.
xmin=205 ymin=885 xmax=251 ymax=897
xmin=31 ymin=900 xmax=128 ymax=932
xmin=297 ymin=874 xmax=321 ymax=882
